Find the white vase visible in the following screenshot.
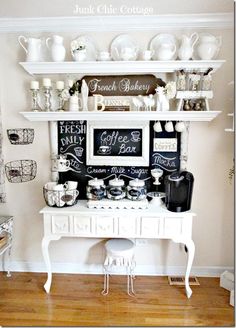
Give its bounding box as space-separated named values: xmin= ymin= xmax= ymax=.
xmin=46 ymin=35 xmax=66 ymax=62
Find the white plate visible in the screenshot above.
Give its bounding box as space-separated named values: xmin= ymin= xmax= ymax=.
xmin=110 ymin=34 xmax=139 ymax=61
xmin=71 ymin=35 xmax=98 ymax=61
xmin=149 ymin=34 xmax=178 ymax=60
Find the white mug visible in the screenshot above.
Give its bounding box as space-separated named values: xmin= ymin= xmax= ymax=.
xmin=45 ymin=181 xmax=57 ymax=190
xmin=64 ymin=181 xmax=78 ymax=190
xmin=65 ymin=190 xmax=79 ymax=205
xmin=165 ymin=121 xmax=174 ymax=132
xmin=175 ymin=121 xmax=186 ymax=132
xmin=153 ymin=121 xmax=162 ymax=132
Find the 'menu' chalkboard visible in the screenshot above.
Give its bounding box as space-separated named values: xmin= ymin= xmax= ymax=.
xmin=58 ymin=121 xmax=181 ymax=198
xmin=86 ymin=121 xmax=150 ymax=167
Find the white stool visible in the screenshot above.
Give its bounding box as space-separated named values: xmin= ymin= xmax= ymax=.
xmin=102 ymin=238 xmax=136 ymax=296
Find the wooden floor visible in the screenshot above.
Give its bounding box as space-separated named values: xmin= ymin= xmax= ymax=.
xmin=0 ymin=272 xmax=234 ymax=326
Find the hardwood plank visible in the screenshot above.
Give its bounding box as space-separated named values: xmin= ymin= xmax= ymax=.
xmin=0 ymin=273 xmax=234 ymax=326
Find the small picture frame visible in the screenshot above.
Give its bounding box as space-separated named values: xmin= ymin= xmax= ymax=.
xmin=86 ymin=121 xmax=150 ymax=166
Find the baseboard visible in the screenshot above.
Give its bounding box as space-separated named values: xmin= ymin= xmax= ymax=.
xmin=1 ymin=261 xmax=233 ymax=277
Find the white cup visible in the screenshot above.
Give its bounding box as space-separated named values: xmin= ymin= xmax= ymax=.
xmin=46 ymin=190 xmax=55 ymax=206
xmin=65 ymin=190 xmax=79 ymax=205
xmin=55 ymin=190 xmax=66 ymax=207
xmin=175 ymin=121 xmax=186 ymax=132
xmin=153 ymin=121 xmax=162 ymax=132
xmin=165 ymin=121 xmax=174 ymax=132
xmin=53 ymin=184 xmax=65 ymax=191
xmin=141 ymin=50 xmax=153 ymax=61
xmin=45 ymin=181 xmax=57 ymax=190
xmin=64 ymin=181 xmax=78 ymax=190
xmin=98 ymin=51 xmax=111 ymax=61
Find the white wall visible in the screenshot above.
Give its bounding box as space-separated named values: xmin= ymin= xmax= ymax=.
xmin=0 ymin=0 xmax=234 ymax=275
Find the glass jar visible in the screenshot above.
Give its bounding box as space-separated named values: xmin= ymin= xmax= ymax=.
xmin=107 ymin=178 xmax=126 ymax=200
xmin=127 ymin=178 xmax=147 ymax=201
xmin=86 ymin=178 xmax=106 ymax=200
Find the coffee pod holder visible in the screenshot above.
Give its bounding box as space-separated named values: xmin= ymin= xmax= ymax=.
xmin=5 ymin=160 xmax=37 ymax=183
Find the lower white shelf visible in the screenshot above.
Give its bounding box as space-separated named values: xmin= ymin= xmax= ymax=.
xmin=20 ymin=110 xmax=221 ymax=122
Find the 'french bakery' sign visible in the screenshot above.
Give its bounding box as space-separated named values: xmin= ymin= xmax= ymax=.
xmin=83 ymin=75 xmax=161 ymax=96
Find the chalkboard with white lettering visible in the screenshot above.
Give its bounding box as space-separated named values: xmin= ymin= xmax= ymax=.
xmin=58 ymin=121 xmax=180 ymax=198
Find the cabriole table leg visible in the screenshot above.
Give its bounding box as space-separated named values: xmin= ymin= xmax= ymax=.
xmin=42 ymin=235 xmax=61 ymax=293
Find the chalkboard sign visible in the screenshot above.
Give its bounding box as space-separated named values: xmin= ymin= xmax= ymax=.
xmin=58 ymin=120 xmax=180 ymax=198
xmin=93 ymin=129 xmax=142 ymax=156
xmin=86 ymin=121 xmax=149 ymax=166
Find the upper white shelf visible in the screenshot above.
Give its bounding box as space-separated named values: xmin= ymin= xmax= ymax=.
xmin=20 ymin=111 xmax=221 ymax=122
xmin=19 ymin=60 xmax=225 ymax=76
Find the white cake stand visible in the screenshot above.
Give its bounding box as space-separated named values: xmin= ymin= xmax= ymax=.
xmin=147 ymin=192 xmax=166 ymax=206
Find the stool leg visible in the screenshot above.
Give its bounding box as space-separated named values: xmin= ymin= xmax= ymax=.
xmin=127 ymin=268 xmax=135 ymax=297
xmin=101 ymin=273 xmax=109 ymax=296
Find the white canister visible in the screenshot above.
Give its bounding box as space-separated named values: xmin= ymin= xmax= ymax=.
xmin=127 ymin=178 xmax=147 ymax=201
xmin=107 ymin=178 xmax=126 ymax=200
xmin=86 ymin=178 xmax=106 ymax=200
xmin=69 ymin=95 xmax=79 ymax=111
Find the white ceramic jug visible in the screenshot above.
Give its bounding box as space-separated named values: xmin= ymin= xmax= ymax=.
xmin=46 ymin=35 xmax=66 ymax=62
xmin=18 ymin=36 xmax=41 ymax=62
xmin=156 ymin=43 xmax=176 ymax=61
xmin=196 ymin=34 xmax=222 ymax=60
xmin=120 ymin=47 xmax=138 ymax=61
xmin=178 ymin=33 xmax=199 ymax=60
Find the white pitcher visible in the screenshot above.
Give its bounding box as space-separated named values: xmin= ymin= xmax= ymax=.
xmin=178 ymin=33 xmax=199 ymax=60
xmin=46 ymin=35 xmax=66 ymax=62
xmin=18 ymin=36 xmax=41 ymax=62
xmin=196 ymin=34 xmax=222 ymax=60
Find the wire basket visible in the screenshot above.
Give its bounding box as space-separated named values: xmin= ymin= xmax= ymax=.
xmin=43 ymin=187 xmax=79 ymax=207
xmin=7 ymin=128 xmax=34 ymax=145
xmin=5 ymin=160 xmax=37 ymax=183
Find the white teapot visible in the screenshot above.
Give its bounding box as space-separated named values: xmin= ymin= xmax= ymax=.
xmin=120 ymin=47 xmax=138 ymax=61
xmin=18 ymin=36 xmax=41 ymax=62
xmin=178 ymin=33 xmax=199 ymax=60
xmin=156 ymin=43 xmax=176 ymax=61
xmin=196 ymin=34 xmax=222 ymax=60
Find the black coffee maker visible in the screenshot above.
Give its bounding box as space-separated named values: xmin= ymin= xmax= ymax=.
xmin=164 ymin=171 xmax=194 ymax=212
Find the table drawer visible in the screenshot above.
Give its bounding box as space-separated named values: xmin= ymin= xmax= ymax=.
xmin=51 ymin=215 xmax=70 ymax=234
xmin=73 ymin=215 xmax=93 ymax=236
xmin=95 ymin=216 xmax=116 ymax=236
xmin=140 ymin=216 xmax=161 ymax=237
xmin=163 ymin=217 xmax=183 ymax=236
xmin=118 ymin=216 xmax=137 ymax=236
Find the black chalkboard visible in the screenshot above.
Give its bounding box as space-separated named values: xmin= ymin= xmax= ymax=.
xmin=58 ymin=120 xmax=181 ymax=198
xmin=93 ymin=128 xmax=142 ymax=157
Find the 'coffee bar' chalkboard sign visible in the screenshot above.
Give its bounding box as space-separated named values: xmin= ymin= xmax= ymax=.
xmin=86 ymin=121 xmax=150 ymax=166
xmin=58 ymin=121 xmax=181 ymax=198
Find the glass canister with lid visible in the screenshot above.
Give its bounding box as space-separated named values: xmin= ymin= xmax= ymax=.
xmin=86 ymin=178 xmax=106 ymax=200
xmin=127 ymin=178 xmax=147 ymax=201
xmin=107 ymin=178 xmax=126 ymax=200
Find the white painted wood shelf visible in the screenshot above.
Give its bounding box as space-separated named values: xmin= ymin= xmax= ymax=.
xmin=19 ymin=60 xmax=225 ymax=75
xmin=20 ymin=111 xmax=221 ymax=122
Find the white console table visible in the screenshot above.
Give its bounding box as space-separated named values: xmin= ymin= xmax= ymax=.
xmin=40 ymin=200 xmax=196 ymax=298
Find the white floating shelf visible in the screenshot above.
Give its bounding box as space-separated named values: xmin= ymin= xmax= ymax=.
xmin=20 ymin=111 xmax=221 ymax=122
xmin=19 ymin=60 xmax=225 ymax=75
